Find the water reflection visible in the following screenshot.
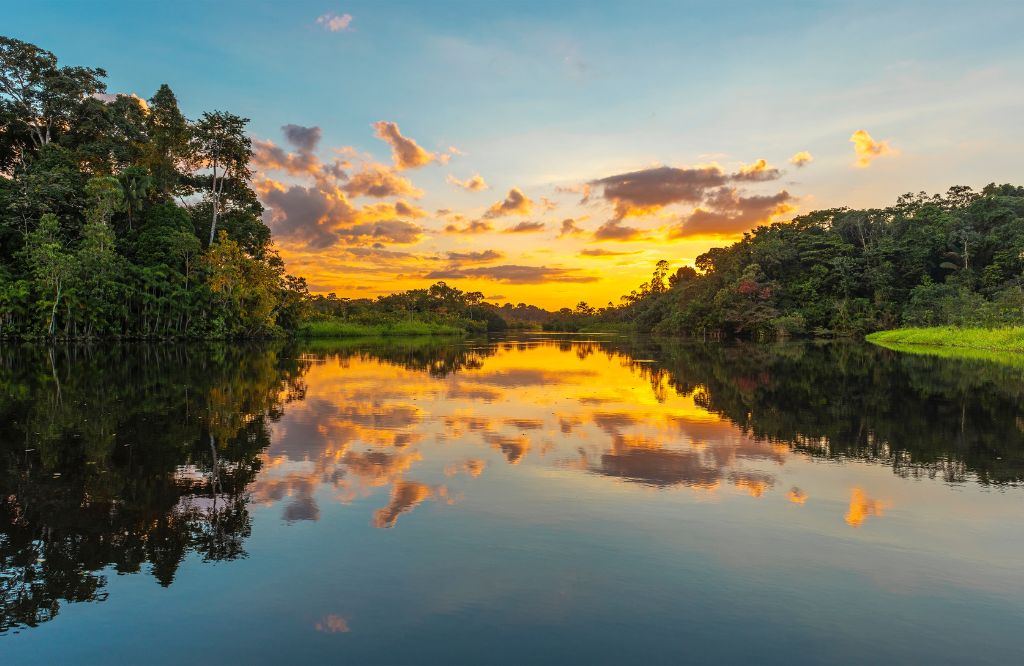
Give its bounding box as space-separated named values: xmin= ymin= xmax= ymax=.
xmin=1 ymin=335 xmax=1022 ymax=635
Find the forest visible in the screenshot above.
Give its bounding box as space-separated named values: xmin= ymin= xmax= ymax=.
xmin=557 ymin=184 xmax=1024 ymax=337
xmin=0 ymin=36 xmax=309 ymax=339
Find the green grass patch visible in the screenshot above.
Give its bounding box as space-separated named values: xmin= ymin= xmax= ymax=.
xmin=299 ymin=318 xmax=464 ymax=338
xmin=866 ymin=326 xmax=1024 ymax=352
xmin=866 ymin=327 xmax=1024 ymax=369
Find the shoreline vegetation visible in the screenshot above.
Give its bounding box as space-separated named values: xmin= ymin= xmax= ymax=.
xmin=866 ymin=327 xmax=1024 ymax=353
xmin=300 ymin=318 xmax=465 ymax=338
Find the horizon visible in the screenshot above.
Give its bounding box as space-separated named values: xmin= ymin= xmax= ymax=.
xmin=7 ymin=0 xmax=1024 ymax=308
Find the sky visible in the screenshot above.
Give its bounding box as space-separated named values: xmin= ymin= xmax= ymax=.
xmin=8 ymin=1 xmax=1024 ymax=308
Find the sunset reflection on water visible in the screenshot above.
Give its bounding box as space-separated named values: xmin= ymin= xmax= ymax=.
xmin=253 ymin=337 xmax=887 ymax=529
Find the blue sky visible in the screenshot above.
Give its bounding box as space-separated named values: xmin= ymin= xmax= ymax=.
xmin=8 ymin=1 xmax=1024 ymax=305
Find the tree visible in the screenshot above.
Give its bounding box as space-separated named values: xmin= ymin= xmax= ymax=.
xmin=22 ymin=213 xmax=73 ymax=336
xmin=144 ymin=84 xmax=190 ymax=196
xmin=0 ymin=36 xmax=106 ymax=153
xmin=117 ymin=166 xmax=152 ymax=230
xmin=190 ymin=112 xmax=252 ymax=246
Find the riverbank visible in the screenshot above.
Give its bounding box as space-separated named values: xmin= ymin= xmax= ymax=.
xmin=299 ymin=319 xmax=466 ymax=338
xmin=865 ymin=326 xmax=1024 ymax=353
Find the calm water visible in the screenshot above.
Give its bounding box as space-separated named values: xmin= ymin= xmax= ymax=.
xmin=2 ymin=335 xmax=1023 ymax=664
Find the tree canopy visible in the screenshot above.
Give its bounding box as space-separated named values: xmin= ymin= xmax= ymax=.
xmin=0 ymin=36 xmax=308 ymax=339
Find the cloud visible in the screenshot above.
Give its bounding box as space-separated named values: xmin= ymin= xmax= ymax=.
xmin=580 ymin=248 xmax=641 ymax=257
xmin=503 ymin=221 xmax=545 ymax=233
xmin=484 ymin=187 xmax=532 ymax=218
xmin=733 ymin=158 xmax=782 ymax=182
xmin=425 ymin=264 xmax=599 ymax=284
xmin=282 ymin=124 xmax=322 ymax=153
xmin=339 ymin=219 xmax=423 ymax=245
xmin=316 ymin=12 xmax=353 ymax=32
xmin=555 ymin=183 xmax=592 ymax=205
xmin=671 ymin=188 xmax=794 ymax=239
xmin=789 ymin=151 xmax=814 ymax=168
xmin=443 ymin=219 xmax=493 ymax=234
xmin=446 ymin=250 xmax=504 ymax=263
xmin=258 ymin=178 xmax=423 ymax=248
xmin=252 ymin=139 xmax=323 ymax=177
xmin=850 ymin=130 xmax=895 ymax=168
xmin=593 ymin=163 xmax=784 ymax=220
xmin=393 ymin=200 xmax=427 ymax=218
xmin=593 ymin=165 xmax=729 ymax=219
xmin=372 ymin=121 xmax=435 ymax=170
xmin=538 ymin=196 xmax=558 ymax=212
xmin=558 ymin=218 xmax=586 ymax=238
xmin=447 ymin=173 xmax=489 ymax=191
xmin=259 ymin=180 xmax=343 ymax=249
xmin=342 ymin=163 xmax=423 ymax=198
xmin=594 ymin=219 xmax=646 ymax=241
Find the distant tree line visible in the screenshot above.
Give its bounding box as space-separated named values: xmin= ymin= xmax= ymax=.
xmin=569 ymin=185 xmax=1024 ymax=336
xmin=0 ymin=36 xmax=309 ymax=339
xmin=308 ymin=281 xmax=518 ymax=332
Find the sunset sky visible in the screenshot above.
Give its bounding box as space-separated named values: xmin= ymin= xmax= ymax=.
xmin=9 ymin=1 xmax=1024 ymax=307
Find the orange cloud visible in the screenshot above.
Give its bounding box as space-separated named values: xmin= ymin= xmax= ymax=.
xmin=446 ymin=249 xmax=503 ymax=263
xmin=372 ymin=121 xmax=435 ymax=170
xmin=444 ymin=219 xmax=493 ymax=234
xmin=342 ymin=163 xmax=423 ymax=198
xmin=425 ymin=264 xmax=599 ymax=284
xmin=504 ymin=221 xmax=545 ymax=233
xmin=671 ymin=188 xmax=794 ymax=239
xmin=850 ymin=129 xmax=895 ymax=168
xmin=559 ymin=218 xmax=586 ymax=237
xmin=447 ymin=173 xmax=489 ymax=191
xmin=484 ymin=187 xmax=532 ymax=218
xmin=734 ymin=158 xmax=781 ymax=182
xmin=789 ymin=151 xmax=814 ymax=168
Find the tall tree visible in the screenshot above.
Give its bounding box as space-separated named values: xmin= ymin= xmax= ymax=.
xmin=144 ymin=84 xmax=190 ymax=196
xmin=190 ymin=112 xmax=252 ymax=246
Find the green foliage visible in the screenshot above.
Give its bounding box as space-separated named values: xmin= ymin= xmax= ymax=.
xmin=308 ymin=281 xmax=508 ymax=334
xmin=0 ymin=37 xmax=308 ymax=339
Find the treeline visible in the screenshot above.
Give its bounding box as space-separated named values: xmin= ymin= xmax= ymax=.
xmin=308 ymin=281 xmax=555 ymax=333
xmin=576 ymin=185 xmax=1024 ymax=336
xmin=0 ymin=36 xmax=309 ymax=339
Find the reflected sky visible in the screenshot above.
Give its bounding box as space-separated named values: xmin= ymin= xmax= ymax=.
xmin=256 ymin=340 xmax=822 ymax=529
xmin=3 ymin=336 xmax=1024 ymax=664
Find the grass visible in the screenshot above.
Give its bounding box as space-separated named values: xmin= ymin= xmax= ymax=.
xmin=865 ymin=326 xmax=1024 ymax=353
xmin=299 ymin=318 xmax=464 ymax=338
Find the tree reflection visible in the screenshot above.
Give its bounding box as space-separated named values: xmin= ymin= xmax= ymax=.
xmin=596 ymin=338 xmax=1024 ymax=485
xmin=0 ymin=343 xmax=306 ymax=632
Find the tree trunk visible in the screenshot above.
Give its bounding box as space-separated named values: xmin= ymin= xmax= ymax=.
xmin=208 ymin=160 xmax=219 ymax=246
xmin=48 ymin=281 xmax=62 ymax=337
